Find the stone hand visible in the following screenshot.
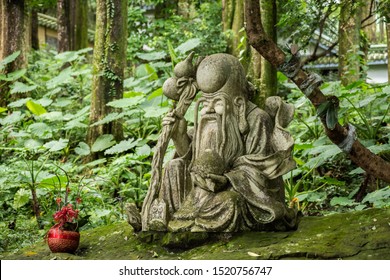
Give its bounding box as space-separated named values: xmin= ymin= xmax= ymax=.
xmin=162 ymin=110 xmax=189 ymax=156
xmin=162 ymin=111 xmax=187 ymax=135
xmin=207 ymin=173 xmax=228 ymax=187
xmin=191 ymin=172 xmax=227 ymax=193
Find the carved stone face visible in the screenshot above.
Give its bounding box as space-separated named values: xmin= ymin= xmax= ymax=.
xmin=194 ymin=92 xmax=244 ymax=168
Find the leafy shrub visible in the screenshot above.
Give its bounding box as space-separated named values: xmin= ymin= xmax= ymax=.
xmin=284 ymin=78 xmax=390 ymax=214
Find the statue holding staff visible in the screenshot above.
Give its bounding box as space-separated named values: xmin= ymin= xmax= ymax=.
xmin=127 ymin=53 xmax=298 ymax=233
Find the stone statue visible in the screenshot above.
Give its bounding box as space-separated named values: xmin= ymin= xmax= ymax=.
xmin=127 ymin=53 xmax=298 ymax=233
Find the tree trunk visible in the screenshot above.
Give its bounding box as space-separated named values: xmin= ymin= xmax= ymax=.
xmin=244 ymin=0 xmax=390 ymax=183
xmin=259 ymin=0 xmax=277 ymax=105
xmin=387 ymin=22 xmax=390 ymax=83
xmin=57 ymin=0 xmax=70 ymax=52
xmin=361 ymin=0 xmax=376 ymax=42
xmin=69 ymin=0 xmax=76 ymax=50
xmin=75 ymin=0 xmax=89 ymax=50
xmin=222 ymin=0 xmax=244 ymax=57
xmin=57 ymin=0 xmax=88 ymax=52
xmin=338 ymin=0 xmax=362 ymax=85
xmin=0 ymin=1 xmax=2 ymax=57
xmin=0 ymin=0 xmax=26 ymax=107
xmin=87 ymin=0 xmax=127 ymax=158
xmin=31 ymin=8 xmax=39 ymax=50
xmin=247 ymin=46 xmax=262 ymax=91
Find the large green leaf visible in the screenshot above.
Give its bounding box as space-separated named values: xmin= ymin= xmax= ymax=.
xmin=13 ymin=188 xmax=31 ymax=210
xmin=24 ymin=139 xmax=43 ymax=150
xmin=10 ymin=82 xmax=37 ymax=94
xmin=104 ymin=138 xmax=140 ymax=155
xmin=362 ymin=187 xmax=390 ymax=205
xmin=39 ymin=175 xmax=69 ymax=189
xmin=0 ymin=111 xmax=24 ymax=125
xmin=0 ymin=69 xmax=26 ymax=81
xmin=107 ymin=96 xmax=145 ymax=108
xmin=135 ymin=144 xmax=151 ymax=159
xmin=26 ymin=100 xmax=47 ymax=116
xmin=28 ymin=122 xmax=53 ymax=139
xmin=91 ymin=134 xmax=116 ymax=152
xmin=39 ymin=111 xmax=64 ymax=122
xmin=46 ymin=67 xmax=73 ymax=89
xmin=136 ymin=51 xmax=166 ymax=61
xmin=90 ymin=112 xmax=122 ymax=126
xmin=330 ymin=197 xmax=357 ymax=207
xmin=0 ymin=51 xmax=20 ymax=71
xmin=175 ymin=38 xmax=201 ymax=54
xmin=44 ymin=138 xmax=69 ymax=152
xmin=8 ymin=98 xmax=31 ymax=108
xmin=55 ymin=50 xmax=80 ymax=63
xmin=75 ymin=141 xmax=91 ymax=156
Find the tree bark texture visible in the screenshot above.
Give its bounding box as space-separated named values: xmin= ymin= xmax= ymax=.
xmin=338 ymin=0 xmax=362 ymax=85
xmin=259 ymin=0 xmax=277 ymax=104
xmin=222 ymin=0 xmax=245 ymax=57
xmin=361 ymin=0 xmax=376 ymax=42
xmin=244 ymin=0 xmax=390 ymax=183
xmin=0 ymin=0 xmax=26 ymax=106
xmin=87 ymin=0 xmax=127 ymax=155
xmin=75 ymin=0 xmax=89 ymax=50
xmin=387 ymin=22 xmax=390 ymax=83
xmin=31 ymin=8 xmax=39 ymax=50
xmin=57 ymin=0 xmax=71 ymax=52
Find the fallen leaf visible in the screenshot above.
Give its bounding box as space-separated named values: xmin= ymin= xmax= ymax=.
xmin=248 ymin=252 xmax=260 ymax=257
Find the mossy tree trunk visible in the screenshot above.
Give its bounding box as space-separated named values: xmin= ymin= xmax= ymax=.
xmin=0 ymin=0 xmax=26 ymax=107
xmin=387 ymin=21 xmax=390 ymax=83
xmin=87 ymin=0 xmax=127 ymax=159
xmin=338 ymin=0 xmax=362 ymax=86
xmin=222 ymin=0 xmax=244 ymax=57
xmin=258 ymin=0 xmax=277 ymax=106
xmin=75 ymin=0 xmax=89 ymax=50
xmin=222 ymin=0 xmax=263 ymax=106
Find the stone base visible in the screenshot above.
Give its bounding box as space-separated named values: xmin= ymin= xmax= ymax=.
xmin=136 ymin=231 xmax=233 ymax=249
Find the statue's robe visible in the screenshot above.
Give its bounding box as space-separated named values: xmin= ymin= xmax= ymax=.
xmin=168 ymin=98 xmax=297 ymax=232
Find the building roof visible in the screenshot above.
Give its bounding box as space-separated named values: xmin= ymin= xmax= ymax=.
xmin=305 ymin=45 xmax=388 ymax=70
xmin=38 ymin=13 xmax=95 ymax=42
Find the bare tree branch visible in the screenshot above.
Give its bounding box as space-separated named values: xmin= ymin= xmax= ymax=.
xmin=302 ymin=40 xmax=338 ymax=65
xmin=361 ymin=0 xmax=376 ymax=25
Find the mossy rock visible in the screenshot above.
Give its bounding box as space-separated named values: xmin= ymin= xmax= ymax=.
xmin=1 ymin=208 xmax=389 ymax=260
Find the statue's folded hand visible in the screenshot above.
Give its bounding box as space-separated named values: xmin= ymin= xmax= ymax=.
xmin=206 ymin=173 xmax=228 ymax=192
xmin=191 ymin=171 xmax=228 ymax=193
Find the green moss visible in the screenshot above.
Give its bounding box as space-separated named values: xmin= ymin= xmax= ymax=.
xmin=1 ymin=209 xmax=389 ymax=260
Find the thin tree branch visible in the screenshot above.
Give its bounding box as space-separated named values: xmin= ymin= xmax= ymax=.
xmin=361 ymin=0 xmax=376 ymax=25
xmin=303 ymin=40 xmax=339 ymax=65
xmin=362 ymin=19 xmax=380 ymax=29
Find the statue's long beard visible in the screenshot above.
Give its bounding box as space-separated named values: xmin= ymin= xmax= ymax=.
xmin=194 ymin=112 xmax=244 ymax=168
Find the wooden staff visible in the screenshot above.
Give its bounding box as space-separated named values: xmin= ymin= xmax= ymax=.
xmin=141 ymin=52 xmax=198 ymax=230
